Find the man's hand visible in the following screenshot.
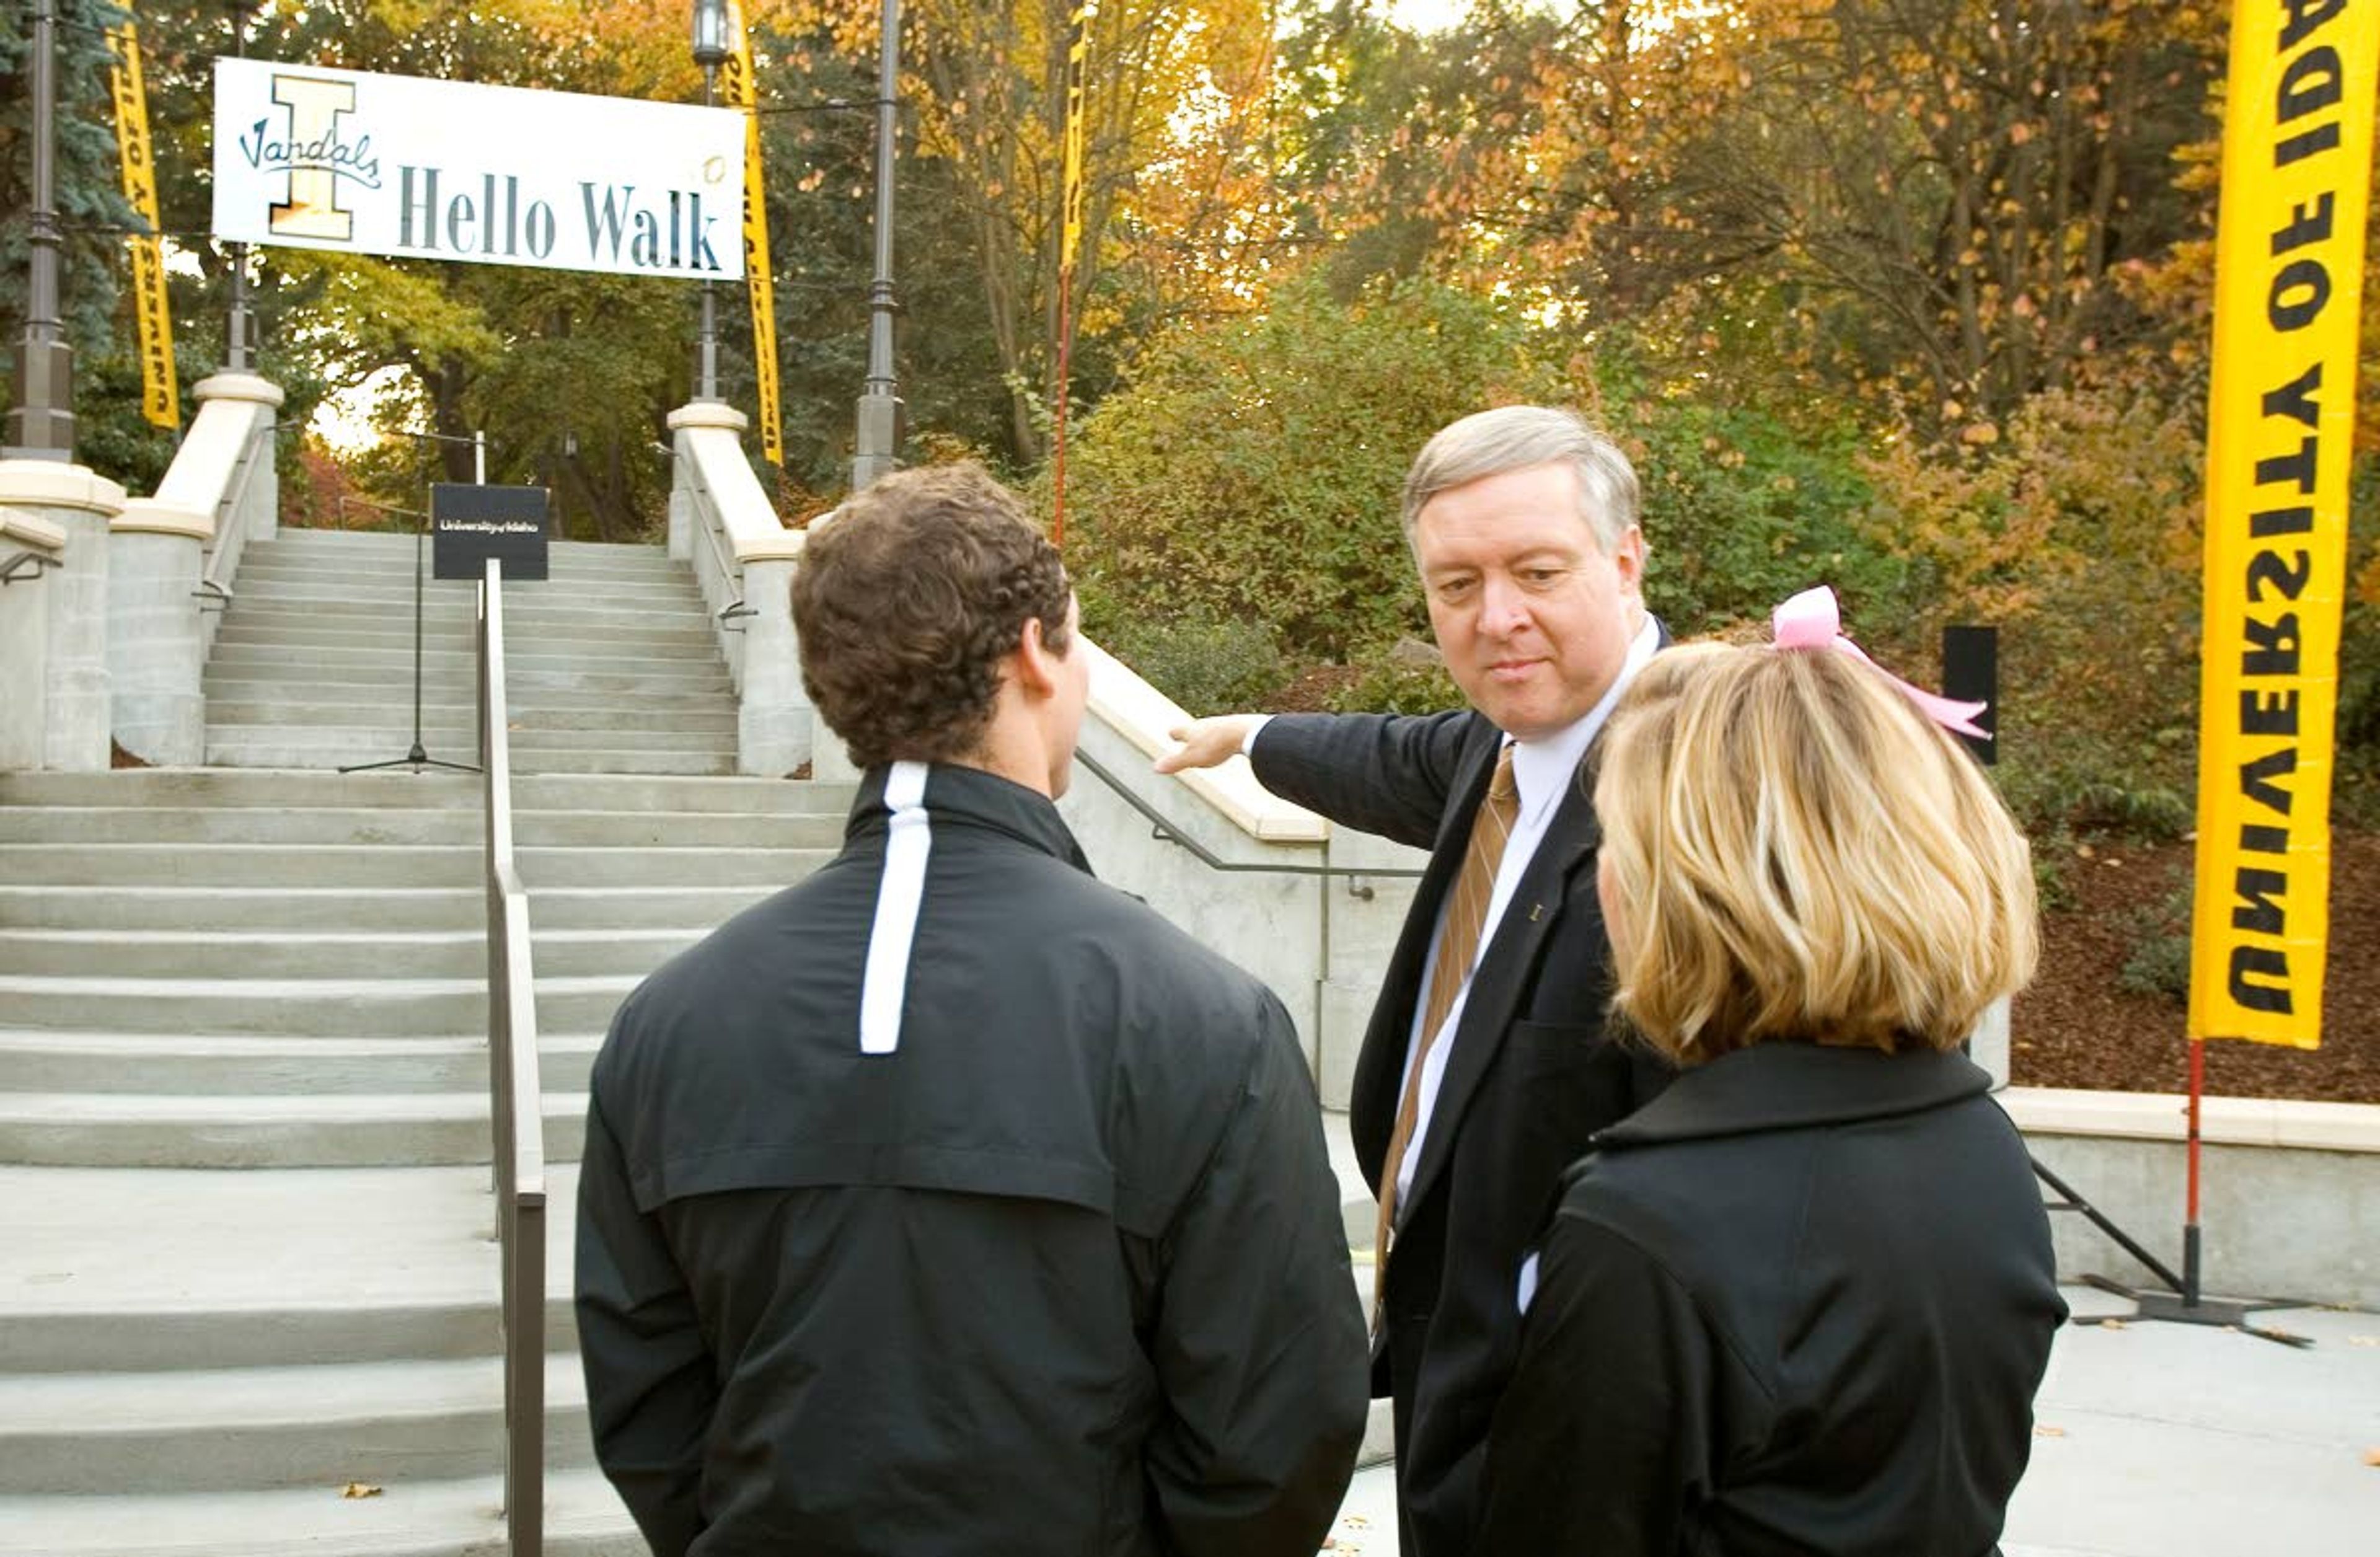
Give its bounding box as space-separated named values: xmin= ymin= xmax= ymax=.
xmin=1155 ymin=715 xmax=1265 ymax=775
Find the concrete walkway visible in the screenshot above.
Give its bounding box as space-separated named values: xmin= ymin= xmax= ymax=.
xmin=1317 ymin=1285 xmax=2380 ymax=1556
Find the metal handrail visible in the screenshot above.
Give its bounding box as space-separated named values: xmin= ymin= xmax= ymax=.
xmin=477 ymin=559 xmax=547 ymax=1556
xmin=686 ymin=465 xmax=754 ymax=628
xmin=1073 ymin=748 xmax=1425 ymax=893
xmin=196 ymin=419 xmax=273 ymax=609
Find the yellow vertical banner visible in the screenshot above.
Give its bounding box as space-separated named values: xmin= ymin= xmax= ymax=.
xmin=2190 ymin=0 xmax=2379 ymax=1047
xmin=1060 ymin=1 xmax=1090 ymax=271
xmin=722 ymin=1 xmax=782 ymax=467
xmin=107 ymin=18 xmax=179 ymax=430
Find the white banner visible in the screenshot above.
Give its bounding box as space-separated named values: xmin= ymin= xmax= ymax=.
xmin=212 ymin=58 xmax=744 ymax=281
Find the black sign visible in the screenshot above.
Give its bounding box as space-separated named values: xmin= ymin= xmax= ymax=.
xmin=1941 ymin=624 xmax=1998 ymax=767
xmin=431 ymin=483 xmax=550 ymax=581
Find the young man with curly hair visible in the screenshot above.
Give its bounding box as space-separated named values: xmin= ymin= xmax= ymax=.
xmin=575 ymin=463 xmax=1368 ymax=1557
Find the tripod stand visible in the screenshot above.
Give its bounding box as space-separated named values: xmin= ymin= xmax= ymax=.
xmin=340 ymin=488 xmax=480 ymax=776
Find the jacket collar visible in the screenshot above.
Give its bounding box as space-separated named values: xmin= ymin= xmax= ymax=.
xmin=1594 ymin=1041 xmax=1993 ymax=1149
xmin=848 ymin=762 xmax=1094 ymax=875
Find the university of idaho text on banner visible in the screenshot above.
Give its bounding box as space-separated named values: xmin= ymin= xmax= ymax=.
xmin=721 ymin=1 xmax=782 ymax=467
xmin=109 ymin=21 xmax=177 ymax=429
xmin=2190 ymin=0 xmax=2378 ymax=1048
xmin=213 ymin=58 xmax=743 ymax=281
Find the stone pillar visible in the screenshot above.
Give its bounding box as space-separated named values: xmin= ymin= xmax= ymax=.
xmin=191 ymin=373 xmax=284 ymax=547
xmin=667 ymin=400 xmax=751 ymax=666
xmin=109 ymin=501 xmax=213 ymax=765
xmin=0 ymin=511 xmax=64 ymax=770
xmin=0 ymin=459 xmax=126 ymax=770
xmin=809 ymin=725 xmax=862 ymax=784
xmin=668 ymin=481 xmax=693 ymax=563
xmin=736 ymin=555 xmax=809 ymax=777
xmin=796 ymin=504 xmax=859 ymax=785
xmin=1970 ymin=995 xmax=2012 ymax=1091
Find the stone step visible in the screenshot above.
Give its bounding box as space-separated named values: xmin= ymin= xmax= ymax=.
xmin=0 ymin=768 xmax=481 ymax=811
xmin=0 ymin=1162 xmax=591 ymax=1370
xmin=205 ymin=700 xmax=739 ymax=735
xmin=0 ymin=973 xmax=632 ymax=1036
xmin=0 ymin=1029 xmax=604 ymax=1097
xmin=0 ymin=806 xmax=478 ymax=847
xmin=0 ymin=1088 xmax=591 ymax=1168
xmin=0 ymin=926 xmax=704 ymax=980
xmin=219 ymin=598 xmax=715 ymax=634
xmin=206 ymin=637 xmax=725 ymax=669
xmin=234 ymin=554 xmax=687 ymax=590
xmin=257 ymin=528 xmax=677 ymax=569
xmin=0 ymin=1465 xmax=641 ymax=1557
xmin=201 ymin=740 xmax=741 ymax=777
xmin=0 ymin=767 xmax=844 ymax=817
xmin=0 ymin=883 xmax=777 ymax=933
xmin=232 ymin=567 xmax=700 ymax=601
xmin=196 ymin=725 xmax=739 ymax=754
xmin=0 ymin=1351 xmax=596 ymax=1495
xmin=0 ymin=885 xmax=487 ymax=933
xmin=208 ymin=615 xmax=718 ymax=652
xmin=0 ymin=842 xmax=481 ymax=888
xmin=216 ymin=588 xmax=709 ymax=620
xmin=0 ymin=805 xmax=831 ymax=850
xmin=0 ymin=842 xmax=816 ymax=889
xmin=204 ymin=671 xmax=734 ymax=703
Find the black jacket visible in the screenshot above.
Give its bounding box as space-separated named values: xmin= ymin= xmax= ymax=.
xmin=1474 ymin=1043 xmax=2068 ymax=1557
xmin=575 ymin=763 xmax=1370 ymax=1557
xmin=1251 ymin=707 xmax=1670 ymax=1557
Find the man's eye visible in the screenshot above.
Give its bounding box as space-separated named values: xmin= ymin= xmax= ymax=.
xmin=1434 ymin=578 xmax=1476 ymax=600
xmin=1522 ymin=569 xmax=1564 ymax=587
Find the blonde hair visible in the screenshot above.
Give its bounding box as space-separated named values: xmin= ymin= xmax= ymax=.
xmin=1593 ymin=641 xmax=2038 ymax=1062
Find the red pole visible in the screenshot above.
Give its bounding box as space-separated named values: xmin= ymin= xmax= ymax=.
xmin=2184 ymin=1036 xmax=2205 ymax=1305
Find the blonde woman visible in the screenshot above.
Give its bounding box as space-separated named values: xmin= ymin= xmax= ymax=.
xmin=1473 ymin=593 xmax=2067 ymax=1556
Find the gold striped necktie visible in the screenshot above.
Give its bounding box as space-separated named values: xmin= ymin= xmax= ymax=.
xmin=1373 ymin=741 xmax=1520 ymax=1315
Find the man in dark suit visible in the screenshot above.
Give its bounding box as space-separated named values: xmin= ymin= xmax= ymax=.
xmin=1157 ymin=405 xmax=1670 ymax=1557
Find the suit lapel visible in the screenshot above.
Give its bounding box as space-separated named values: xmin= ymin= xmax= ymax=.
xmin=1396 ymin=766 xmax=1603 ymax=1219
xmin=1347 ymin=722 xmax=1502 ymax=1179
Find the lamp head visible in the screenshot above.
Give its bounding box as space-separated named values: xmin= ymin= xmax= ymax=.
xmin=691 ymin=0 xmax=731 ymax=68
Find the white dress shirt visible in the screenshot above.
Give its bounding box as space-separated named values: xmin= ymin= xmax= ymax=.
xmin=1391 ymin=614 xmax=1659 ymax=1215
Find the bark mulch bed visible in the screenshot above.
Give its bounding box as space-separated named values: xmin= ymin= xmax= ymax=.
xmin=2011 ymin=829 xmax=2379 ymax=1104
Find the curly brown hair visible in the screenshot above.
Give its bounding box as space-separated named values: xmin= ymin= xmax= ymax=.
xmin=791 ymin=464 xmax=1072 ymax=769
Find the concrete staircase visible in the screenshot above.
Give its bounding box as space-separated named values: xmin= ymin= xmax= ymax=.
xmin=0 ymin=763 xmax=849 ymax=1555
xmin=0 ymin=526 xmax=1386 ymax=1551
xmin=204 ymin=531 xmax=741 ymax=775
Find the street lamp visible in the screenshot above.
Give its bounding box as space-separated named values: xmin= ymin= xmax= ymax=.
xmin=226 ymin=1 xmax=258 ymax=373
xmin=849 ymin=0 xmax=905 ymax=491
xmin=690 ymin=0 xmax=729 ymax=403
xmin=6 ymin=0 xmax=74 ymax=459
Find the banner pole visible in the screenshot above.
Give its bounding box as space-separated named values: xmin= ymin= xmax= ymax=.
xmin=2184 ymin=1038 xmax=2205 ymax=1307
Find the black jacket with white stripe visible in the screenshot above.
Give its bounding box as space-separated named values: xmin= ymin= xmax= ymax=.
xmin=575 ymin=761 xmax=1369 ymax=1557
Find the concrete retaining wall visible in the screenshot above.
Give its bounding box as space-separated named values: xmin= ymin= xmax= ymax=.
xmin=2008 ymin=1087 xmax=2380 ymax=1311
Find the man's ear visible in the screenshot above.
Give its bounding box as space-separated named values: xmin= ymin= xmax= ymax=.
xmin=1013 ymin=616 xmax=1060 ymax=700
xmin=1613 ymin=525 xmax=1648 ymax=596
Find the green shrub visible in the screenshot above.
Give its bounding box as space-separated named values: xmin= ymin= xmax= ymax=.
xmin=1326 ymin=650 xmax=1463 ymax=716
xmin=1057 ymin=275 xmax=1560 ymax=661
xmin=1095 ymin=614 xmax=1290 ymax=717
xmin=2115 ymin=879 xmax=2195 ymax=1003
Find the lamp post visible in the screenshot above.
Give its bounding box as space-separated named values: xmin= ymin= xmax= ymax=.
xmin=690 ymin=0 xmax=730 ymax=403
xmin=849 ymin=0 xmax=904 ymax=492
xmin=6 ymin=0 xmax=75 ymax=459
xmin=226 ymin=1 xmax=257 ymax=373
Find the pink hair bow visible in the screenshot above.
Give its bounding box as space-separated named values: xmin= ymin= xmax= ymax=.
xmin=1770 ymin=585 xmax=1990 ymax=740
